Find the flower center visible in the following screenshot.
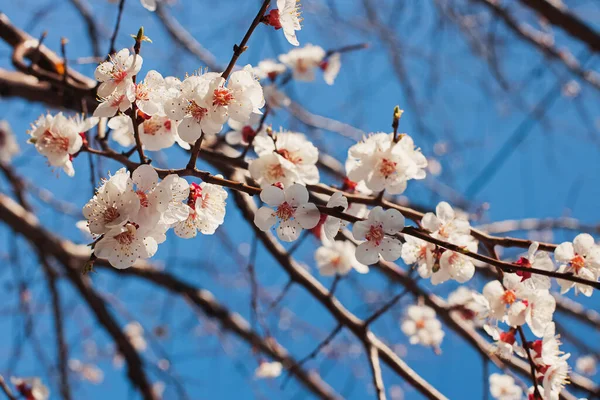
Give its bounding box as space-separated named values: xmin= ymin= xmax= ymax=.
xmin=267 ymin=163 xmax=285 ymax=180
xmin=365 ymin=224 xmax=384 ymax=246
xmin=296 ymin=58 xmax=309 ymax=73
xmin=330 ymin=255 xmax=342 ymax=267
xmin=502 ymin=290 xmax=516 ymax=305
xmin=142 ymin=119 xmax=161 ymax=135
xmin=277 ymin=148 xmax=302 ymax=164
xmin=378 ymin=158 xmax=397 ymax=177
xmin=570 ymin=254 xmax=585 ymax=272
xmin=276 ymin=202 xmax=295 ymax=221
xmin=112 ymin=69 xmax=128 ymax=84
xmin=415 ymin=319 xmax=426 ymax=329
xmin=213 ymin=87 xmax=234 ymax=107
xmin=40 ymin=129 xmax=70 ymax=153
xmin=136 ymin=83 xmax=150 ymax=101
xmin=137 ymin=191 xmax=149 ymax=208
xmin=114 ymin=224 xmax=136 ymax=245
xmin=104 ymin=206 xmax=120 ymax=223
xmin=187 ymin=101 xmax=207 ymax=122
xmin=110 ymin=93 xmax=127 ymax=107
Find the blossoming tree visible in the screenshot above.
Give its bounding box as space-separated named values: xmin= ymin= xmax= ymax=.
xmin=0 ymin=0 xmax=599 ymax=399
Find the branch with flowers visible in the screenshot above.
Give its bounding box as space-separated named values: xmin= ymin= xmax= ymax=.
xmin=0 ymin=0 xmax=599 ymax=399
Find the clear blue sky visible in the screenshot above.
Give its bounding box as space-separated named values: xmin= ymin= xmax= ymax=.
xmin=0 ymin=0 xmax=598 ymax=399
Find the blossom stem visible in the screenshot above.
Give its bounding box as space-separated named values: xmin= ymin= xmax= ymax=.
xmin=517 ymin=326 xmax=542 ymax=398
xmin=186 ymin=132 xmax=204 ymax=170
xmin=221 ymin=0 xmax=271 ymax=80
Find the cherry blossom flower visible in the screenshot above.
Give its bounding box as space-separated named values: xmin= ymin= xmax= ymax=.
xmin=68 ymin=359 xmax=104 ymax=384
xmin=484 ymin=326 xmax=523 ymax=359
xmin=94 ymin=220 xmax=166 ymax=269
xmin=434 ymin=239 xmax=477 ymax=285
xmin=279 ymin=44 xmax=326 ymax=81
xmin=225 ymin=113 xmax=263 ymax=146
xmin=321 ymin=52 xmax=341 ymax=85
xmin=95 ymin=48 xmax=143 ymax=98
xmin=107 ymin=116 xmax=136 ymax=147
xmin=174 ymin=182 xmax=228 ymax=237
xmin=254 ymin=184 xmax=320 ymax=242
xmin=255 ymin=361 xmax=283 ymax=379
xmin=0 ymin=120 xmax=20 ymax=163
xmin=158 ymin=174 xmax=190 ymax=225
xmin=421 ymin=201 xmax=472 ymax=243
xmin=28 ymin=113 xmax=84 ymax=176
xmin=130 ymin=164 xmax=172 ymax=222
xmin=139 ymin=114 xmax=179 ymax=151
xmin=531 ymin=323 xmax=566 ymax=368
xmin=248 ymin=152 xmax=300 ymax=187
xmin=83 ymin=168 xmax=140 ymax=235
xmin=554 ymin=233 xmax=600 ymax=296
xmin=164 ymin=73 xmax=224 ymax=143
xmin=482 ymin=273 xmax=555 ymax=337
xmin=321 ymin=192 xmax=348 ymax=241
xmin=401 ymin=235 xmax=436 ymax=278
xmin=515 ymin=241 xmax=555 ymax=291
xmin=315 ymin=239 xmax=368 ymax=276
xmin=575 ymin=355 xmax=597 ymax=376
xmin=263 ymin=0 xmax=302 ymax=46
xmin=140 ymin=0 xmax=157 ymax=11
xmin=346 ymin=132 xmax=427 ymax=194
xmin=352 ymin=206 xmax=404 ymax=265
xmin=252 ymin=59 xmax=287 ymax=80
xmin=489 ymin=373 xmax=523 ymax=400
xmin=125 ymin=321 xmax=147 ymax=351
xmin=252 ymin=131 xmax=319 ymax=184
xmin=134 ymin=70 xmax=168 ymax=116
xmin=400 ymin=304 xmax=444 ymax=348
xmin=446 ymin=287 xmax=487 ymax=326
xmin=93 ymin=84 xmax=134 ymax=118
xmin=542 ymin=354 xmax=571 ymax=400
xmin=198 ymin=66 xmax=265 ymax=128
xmin=10 ymin=377 xmax=49 ymax=400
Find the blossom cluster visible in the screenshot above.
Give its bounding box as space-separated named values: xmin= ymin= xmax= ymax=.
xmin=83 ymin=164 xmax=226 ymax=268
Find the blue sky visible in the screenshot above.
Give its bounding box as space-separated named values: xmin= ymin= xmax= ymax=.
xmin=0 ymin=0 xmax=599 ymax=399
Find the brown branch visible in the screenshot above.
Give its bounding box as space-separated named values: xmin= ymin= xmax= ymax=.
xmin=221 ymin=0 xmax=271 ymax=80
xmin=364 ymin=338 xmax=387 ymax=400
xmin=229 ymin=171 xmax=448 ymax=400
xmin=0 ymin=376 xmax=16 ymax=400
xmin=472 ymin=0 xmax=600 ymax=90
xmin=67 ymin=0 xmax=102 ymax=58
xmin=0 ymin=194 xmax=156 ymax=400
xmin=39 ymin=256 xmax=72 ymax=400
xmin=518 ymin=0 xmax=600 ymax=52
xmin=0 ymin=193 xmax=340 ymax=400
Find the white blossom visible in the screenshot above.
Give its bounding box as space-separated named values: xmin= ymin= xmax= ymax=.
xmin=252 ymin=59 xmax=287 ymax=80
xmin=554 ymin=233 xmax=600 ymax=296
xmin=315 ymin=239 xmax=368 ymax=276
xmin=10 ymin=377 xmax=49 ymax=400
xmin=489 ymin=373 xmax=522 ymax=400
xmin=250 ymin=131 xmax=319 ymax=186
xmin=254 ymin=184 xmax=320 ymax=242
xmin=400 ymin=305 xmax=444 ymax=348
xmin=94 ymin=48 xmax=142 ymax=98
xmin=575 ymin=355 xmax=597 ymax=376
xmin=164 ymin=74 xmax=224 ymax=143
xmin=255 ymin=361 xmax=283 ymax=379
xmin=0 ymin=120 xmax=20 ymax=163
xmin=346 ymin=132 xmax=427 ymax=194
xmin=27 ymin=113 xmax=86 ymax=176
xmin=174 ymin=182 xmax=228 ymax=237
xmin=352 ymin=206 xmax=404 ymax=265
xmin=279 ymin=44 xmax=325 ymax=81
xmin=266 ymin=0 xmax=302 ymax=46
xmin=198 ymin=66 xmax=265 ymax=128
